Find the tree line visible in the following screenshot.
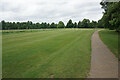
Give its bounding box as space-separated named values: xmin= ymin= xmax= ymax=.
xmin=99 ymin=1 xmax=120 ymax=31
xmin=1 ymin=1 xmax=119 ymax=30
xmin=1 ymin=19 xmax=100 ymax=30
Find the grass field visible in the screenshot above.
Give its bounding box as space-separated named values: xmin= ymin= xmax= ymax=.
xmin=3 ymin=29 xmax=94 ymax=78
xmin=99 ymin=30 xmax=118 ymax=58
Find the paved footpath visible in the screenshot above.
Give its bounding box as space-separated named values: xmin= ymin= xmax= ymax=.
xmin=88 ymin=31 xmax=118 ymax=78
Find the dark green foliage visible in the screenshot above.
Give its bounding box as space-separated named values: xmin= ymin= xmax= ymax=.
xmin=1 ymin=21 xmax=57 ymax=30
xmin=100 ymin=1 xmax=108 ymax=11
xmin=73 ymin=22 xmax=78 ymax=28
xmin=78 ymin=21 xmax=81 ymax=28
xmin=81 ymin=19 xmax=90 ymax=28
xmin=1 ymin=19 xmax=98 ymax=30
xmin=99 ymin=1 xmax=120 ymax=31
xmin=91 ymin=21 xmax=97 ymax=28
xmin=97 ymin=20 xmax=104 ymax=28
xmin=57 ymin=21 xmax=65 ymax=28
xmin=66 ymin=19 xmax=74 ymax=28
xmin=1 ymin=20 xmax=6 ymax=29
xmin=50 ymin=22 xmax=57 ymax=28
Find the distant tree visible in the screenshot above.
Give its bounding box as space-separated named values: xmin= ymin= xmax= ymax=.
xmin=41 ymin=22 xmax=48 ymax=28
xmin=0 ymin=22 xmax=2 ymax=30
xmin=91 ymin=20 xmax=97 ymax=28
xmin=1 ymin=20 xmax=6 ymax=30
xmin=50 ymin=22 xmax=57 ymax=28
xmin=97 ymin=20 xmax=104 ymax=28
xmin=36 ymin=23 xmax=41 ymax=29
xmin=78 ymin=21 xmax=81 ymax=28
xmin=47 ymin=23 xmax=50 ymax=28
xmin=57 ymin=21 xmax=65 ymax=28
xmin=66 ymin=19 xmax=73 ymax=28
xmin=26 ymin=21 xmax=32 ymax=29
xmin=73 ymin=22 xmax=78 ymax=28
xmin=1 ymin=19 xmax=102 ymax=30
xmin=81 ymin=19 xmax=90 ymax=28
xmin=5 ymin=22 xmax=11 ymax=30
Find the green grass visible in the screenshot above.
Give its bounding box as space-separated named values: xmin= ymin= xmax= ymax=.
xmin=99 ymin=30 xmax=118 ymax=58
xmin=3 ymin=29 xmax=94 ymax=78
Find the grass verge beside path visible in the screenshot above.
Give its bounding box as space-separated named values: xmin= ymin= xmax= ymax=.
xmin=99 ymin=30 xmax=118 ymax=58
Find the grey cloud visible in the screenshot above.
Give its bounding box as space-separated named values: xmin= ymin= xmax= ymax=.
xmin=0 ymin=0 xmax=103 ymax=23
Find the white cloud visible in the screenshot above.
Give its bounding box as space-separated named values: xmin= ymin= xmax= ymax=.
xmin=0 ymin=0 xmax=103 ymax=23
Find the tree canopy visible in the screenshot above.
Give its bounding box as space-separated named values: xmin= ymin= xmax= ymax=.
xmin=1 ymin=19 xmax=98 ymax=30
xmin=57 ymin=21 xmax=65 ymax=28
xmin=99 ymin=1 xmax=120 ymax=31
xmin=66 ymin=19 xmax=74 ymax=28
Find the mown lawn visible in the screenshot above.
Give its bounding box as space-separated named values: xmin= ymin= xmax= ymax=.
xmin=3 ymin=29 xmax=94 ymax=78
xmin=99 ymin=30 xmax=118 ymax=58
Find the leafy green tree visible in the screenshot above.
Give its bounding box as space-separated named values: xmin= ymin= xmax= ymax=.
xmin=66 ymin=19 xmax=73 ymax=28
xmin=100 ymin=1 xmax=108 ymax=12
xmin=91 ymin=20 xmax=97 ymax=28
xmin=57 ymin=21 xmax=65 ymax=28
xmin=50 ymin=22 xmax=57 ymax=28
xmin=78 ymin=21 xmax=81 ymax=28
xmin=1 ymin=20 xmax=6 ymax=30
xmin=41 ymin=22 xmax=47 ymax=28
xmin=99 ymin=1 xmax=120 ymax=31
xmin=97 ymin=20 xmax=104 ymax=28
xmin=36 ymin=23 xmax=41 ymax=29
xmin=47 ymin=23 xmax=50 ymax=28
xmin=81 ymin=19 xmax=90 ymax=28
xmin=73 ymin=22 xmax=78 ymax=28
xmin=1 ymin=19 xmax=101 ymax=30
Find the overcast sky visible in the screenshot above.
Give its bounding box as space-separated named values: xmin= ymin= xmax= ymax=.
xmin=0 ymin=0 xmax=103 ymax=23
